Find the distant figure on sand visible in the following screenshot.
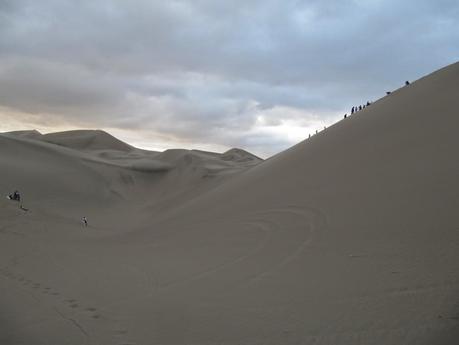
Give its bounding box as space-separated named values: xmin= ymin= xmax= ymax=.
xmin=405 ymin=80 xmax=410 ymax=85
xmin=351 ymin=106 xmax=354 ymax=114
xmin=386 ymin=91 xmax=391 ymax=95
xmin=366 ymin=101 xmax=371 ymax=106
xmin=82 ymin=217 xmax=88 ymax=227
xmin=344 ymin=114 xmax=347 ymax=118
xmin=8 ymin=190 xmax=21 ymax=202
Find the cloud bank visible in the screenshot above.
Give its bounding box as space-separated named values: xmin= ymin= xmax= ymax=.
xmin=0 ymin=0 xmax=458 ymax=156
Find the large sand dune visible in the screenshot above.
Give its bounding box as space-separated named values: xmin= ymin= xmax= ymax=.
xmin=1 ymin=62 xmax=459 ymax=344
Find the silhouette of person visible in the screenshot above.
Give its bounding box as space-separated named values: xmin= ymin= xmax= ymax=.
xmin=344 ymin=114 xmax=347 ymax=118
xmin=386 ymin=91 xmax=391 ymax=95
xmin=82 ymin=217 xmax=88 ymax=227
xmin=405 ymin=80 xmax=410 ymax=85
xmin=351 ymin=106 xmax=355 ymax=114
xmin=11 ymin=190 xmax=20 ymax=202
xmin=359 ymin=105 xmax=362 ymax=111
xmin=366 ymin=101 xmax=371 ymax=106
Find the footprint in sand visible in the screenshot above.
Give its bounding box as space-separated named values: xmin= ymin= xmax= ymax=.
xmin=84 ymin=307 xmax=102 ymax=319
xmin=114 ymin=330 xmax=133 ymax=345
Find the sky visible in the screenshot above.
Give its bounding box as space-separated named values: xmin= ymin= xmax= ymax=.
xmin=0 ymin=0 xmax=458 ymax=157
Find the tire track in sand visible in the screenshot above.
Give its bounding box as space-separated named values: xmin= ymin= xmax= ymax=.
xmin=157 ymin=204 xmax=326 ymax=289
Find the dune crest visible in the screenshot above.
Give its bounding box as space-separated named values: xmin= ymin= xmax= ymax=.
xmin=40 ymin=129 xmax=135 ymax=152
xmin=4 ymin=129 xmax=43 ymax=140
xmin=221 ymin=147 xmax=262 ymax=163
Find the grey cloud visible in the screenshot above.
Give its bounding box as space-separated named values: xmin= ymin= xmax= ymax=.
xmin=0 ymin=0 xmax=458 ymax=156
xmin=0 ymin=57 xmax=124 ymax=117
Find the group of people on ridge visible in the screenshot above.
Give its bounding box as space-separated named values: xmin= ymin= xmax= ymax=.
xmin=344 ymin=80 xmax=411 ymax=119
xmin=350 ymin=101 xmax=371 ymax=115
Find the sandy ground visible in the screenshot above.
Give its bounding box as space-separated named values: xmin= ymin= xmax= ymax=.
xmin=1 ymin=62 xmax=459 ymax=345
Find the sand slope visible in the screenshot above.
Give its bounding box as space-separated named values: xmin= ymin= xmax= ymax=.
xmin=0 ymin=130 xmax=262 ymax=229
xmin=1 ymin=62 xmax=459 ymax=345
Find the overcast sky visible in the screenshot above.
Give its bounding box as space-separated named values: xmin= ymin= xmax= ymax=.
xmin=0 ymin=0 xmax=458 ymax=157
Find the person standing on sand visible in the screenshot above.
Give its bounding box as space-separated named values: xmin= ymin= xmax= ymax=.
xmin=10 ymin=190 xmax=20 ymax=201
xmin=82 ymin=217 xmax=88 ymax=227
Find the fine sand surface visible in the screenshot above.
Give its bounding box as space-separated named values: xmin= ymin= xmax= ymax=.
xmin=1 ymin=62 xmax=459 ymax=345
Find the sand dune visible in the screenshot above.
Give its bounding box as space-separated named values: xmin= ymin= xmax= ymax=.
xmin=221 ymin=148 xmax=262 ymax=163
xmin=0 ymin=129 xmax=262 ymax=229
xmin=1 ymin=62 xmax=459 ymax=345
xmin=4 ymin=129 xmax=44 ymax=140
xmin=39 ymin=129 xmax=135 ymax=152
